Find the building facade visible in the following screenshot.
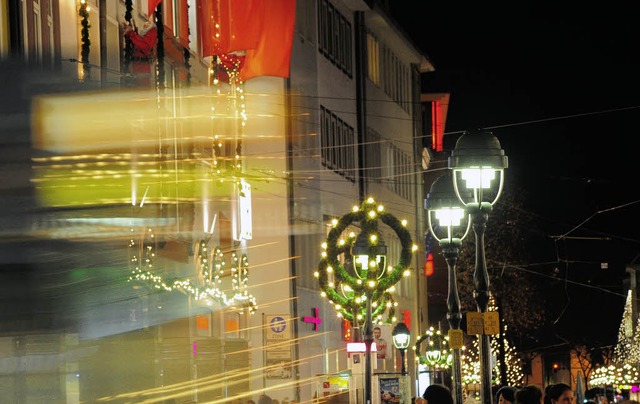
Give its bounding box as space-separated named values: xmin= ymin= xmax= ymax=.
xmin=0 ymin=0 xmax=435 ymax=402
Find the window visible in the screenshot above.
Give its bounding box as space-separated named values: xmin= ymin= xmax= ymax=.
xmin=320 ymin=106 xmax=355 ymax=181
xmin=317 ymin=0 xmax=352 ymax=77
xmin=33 ymin=0 xmax=42 ymax=64
xmin=365 ymin=128 xmax=382 ymax=184
xmin=187 ymin=0 xmax=199 ymax=57
xmin=366 ymin=30 xmax=412 ymax=112
xmin=367 ymin=32 xmax=380 ymax=85
xmin=367 ymin=127 xmax=413 ymax=201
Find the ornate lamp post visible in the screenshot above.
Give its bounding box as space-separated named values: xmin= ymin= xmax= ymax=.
xmin=449 ymin=129 xmax=508 ymax=404
xmin=351 ymin=230 xmax=387 ymax=404
xmin=316 ymin=197 xmax=416 ymax=404
xmin=426 ymin=172 xmax=471 ymax=404
xmin=392 ymin=322 xmax=411 ymax=375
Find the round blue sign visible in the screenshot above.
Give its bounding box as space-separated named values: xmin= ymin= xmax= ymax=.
xmin=270 ymin=316 xmax=287 ymax=333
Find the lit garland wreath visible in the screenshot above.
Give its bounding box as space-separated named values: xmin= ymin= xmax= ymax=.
xmin=123 ymin=0 xmax=133 ymax=67
xmin=413 ymin=326 xmax=453 ymax=370
xmin=79 ymin=0 xmax=91 ymax=79
xmin=316 ymin=197 xmax=416 ymax=326
xmin=153 ymin=4 xmax=165 ymax=89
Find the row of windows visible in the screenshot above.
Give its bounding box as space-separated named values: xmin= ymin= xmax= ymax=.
xmin=317 ymin=0 xmax=353 ymax=77
xmin=365 ymin=127 xmax=413 ymax=201
xmin=366 ymin=31 xmax=412 ymax=113
xmin=320 ymin=105 xmax=356 ymax=181
xmin=384 ymin=142 xmax=413 ymax=200
xmin=16 ymin=0 xmax=55 ymax=67
xmin=317 ymin=0 xmax=412 ymax=113
xmin=364 ymin=128 xmax=383 ymax=184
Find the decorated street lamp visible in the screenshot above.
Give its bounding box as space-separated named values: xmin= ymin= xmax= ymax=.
xmin=425 ymin=172 xmax=471 ymax=404
xmin=449 ymin=129 xmax=508 ymax=404
xmin=392 ymin=322 xmax=411 ymax=375
xmin=316 ymin=197 xmax=417 ymax=404
xmin=414 ymin=326 xmax=453 ymax=385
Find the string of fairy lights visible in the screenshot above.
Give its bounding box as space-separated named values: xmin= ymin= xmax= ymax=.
xmin=127 ymin=227 xmax=257 ymax=312
xmin=123 ymin=47 xmax=258 ymax=313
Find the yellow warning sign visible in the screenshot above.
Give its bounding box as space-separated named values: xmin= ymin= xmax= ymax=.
xmin=448 ymin=329 xmax=464 ymax=349
xmin=484 ymin=311 xmax=500 ymax=335
xmin=466 ymin=312 xmax=483 ymax=335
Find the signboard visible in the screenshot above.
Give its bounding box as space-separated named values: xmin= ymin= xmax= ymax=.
xmin=317 ymin=373 xmax=350 ymax=398
xmin=448 ymin=329 xmax=464 ymax=349
xmin=264 ymin=315 xmax=292 ymax=379
xmin=466 ymin=312 xmax=483 ymax=335
xmin=379 ymin=377 xmax=401 ymax=403
xmin=265 ymin=315 xmax=291 ymax=339
xmin=484 ymin=311 xmax=500 ymax=335
xmin=466 ymin=311 xmax=500 ymax=335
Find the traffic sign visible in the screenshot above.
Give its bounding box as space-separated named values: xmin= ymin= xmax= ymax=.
xmin=466 ymin=312 xmax=483 ymax=335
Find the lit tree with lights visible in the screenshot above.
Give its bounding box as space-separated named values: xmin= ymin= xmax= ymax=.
xmin=614 ymin=290 xmax=635 ymax=363
xmin=461 ymin=326 xmax=524 ymax=387
xmin=461 ymin=299 xmax=524 ymax=388
xmin=591 ymin=289 xmax=640 ymax=390
xmin=630 ymin=317 xmax=640 ymax=365
xmin=315 ymin=197 xmax=417 ymax=328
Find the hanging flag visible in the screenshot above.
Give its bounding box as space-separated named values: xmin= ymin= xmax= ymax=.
xmin=239 ymin=0 xmax=296 ymax=81
xmin=424 ymin=253 xmax=434 ymax=277
xmin=178 ymin=0 xmax=189 ymax=47
xmin=214 ymin=53 xmax=245 ymax=83
xmin=432 ymin=101 xmax=444 ymax=152
xmin=197 ymin=0 xmax=263 ymax=58
xmin=342 ymin=319 xmax=352 ymax=342
xmin=148 ymin=0 xmax=162 ymax=18
xmin=401 ymin=310 xmax=412 ymax=331
xmin=424 ymin=231 xmax=436 ymax=276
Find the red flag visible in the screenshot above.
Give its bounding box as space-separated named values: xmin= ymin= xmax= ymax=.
xmin=214 ymin=53 xmax=245 ymax=83
xmin=342 ymin=319 xmax=352 ymax=342
xmin=239 ymin=0 xmax=296 ymax=81
xmin=424 ymin=253 xmax=434 ymax=276
xmin=401 ymin=310 xmax=412 ymax=331
xmin=432 ymin=101 xmax=444 ymax=152
xmin=148 ymin=0 xmax=162 ymax=18
xmin=178 ymin=0 xmax=189 ymax=47
xmin=197 ymin=0 xmax=263 ymax=58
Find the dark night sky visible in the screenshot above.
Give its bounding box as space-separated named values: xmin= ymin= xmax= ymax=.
xmin=387 ymin=3 xmax=640 ymax=349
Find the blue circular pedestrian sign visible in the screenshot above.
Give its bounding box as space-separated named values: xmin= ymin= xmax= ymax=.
xmin=270 ymin=316 xmax=287 ymax=333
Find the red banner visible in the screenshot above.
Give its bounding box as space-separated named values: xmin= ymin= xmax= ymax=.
xmin=197 ymin=0 xmax=296 ymax=81
xmin=239 ymin=0 xmax=296 ymax=81
xmin=148 ymin=0 xmax=162 ymax=18
xmin=198 ymin=0 xmax=263 ymax=57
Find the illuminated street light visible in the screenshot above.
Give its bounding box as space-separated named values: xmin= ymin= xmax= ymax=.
xmin=449 ymin=129 xmax=508 ymax=404
xmin=352 ymin=229 xmax=387 ymax=404
xmin=426 ymin=172 xmax=471 ymax=404
xmin=392 ymin=322 xmax=411 ymax=375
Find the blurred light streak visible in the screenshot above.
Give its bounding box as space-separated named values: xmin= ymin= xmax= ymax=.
xmin=94 ymin=335 xmax=338 ymax=403
xmin=32 ymin=86 xmax=289 ymax=154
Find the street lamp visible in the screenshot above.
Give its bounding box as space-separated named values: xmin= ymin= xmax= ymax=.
xmin=392 ymin=322 xmax=411 ymax=375
xmin=426 ymin=172 xmax=471 ymax=404
xmin=352 ymin=229 xmax=387 ymax=404
xmin=449 ymin=129 xmax=508 ymax=404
